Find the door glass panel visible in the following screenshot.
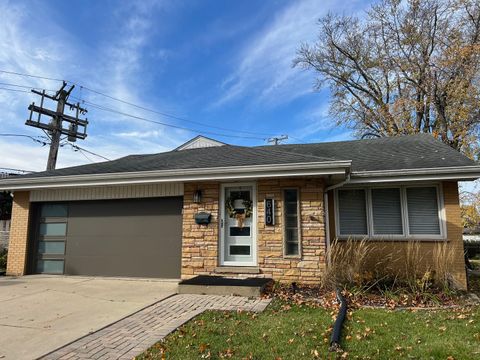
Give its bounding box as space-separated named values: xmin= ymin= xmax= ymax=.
xmin=38 ymin=241 xmax=65 ymax=255
xmin=39 ymin=223 xmax=67 ymax=236
xmin=36 ymin=260 xmax=64 ymax=274
xmin=230 ymin=245 xmax=251 ymax=255
xmin=229 ymin=227 xmax=251 ymax=236
xmin=41 ymin=204 xmax=67 ymax=217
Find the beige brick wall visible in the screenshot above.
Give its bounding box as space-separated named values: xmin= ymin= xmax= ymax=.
xmin=6 ymin=191 xmax=31 ymax=276
xmin=181 ymin=178 xmax=326 ymax=284
xmin=328 ymin=181 xmax=467 ymax=290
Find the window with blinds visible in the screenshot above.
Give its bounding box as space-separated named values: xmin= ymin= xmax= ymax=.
xmin=338 ymin=189 xmax=367 ymax=235
xmin=371 ymin=188 xmax=403 ymax=235
xmin=406 ymin=187 xmax=441 ymax=235
xmin=336 ymin=185 xmax=442 ymax=238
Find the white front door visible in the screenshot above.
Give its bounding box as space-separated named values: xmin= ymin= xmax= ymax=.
xmin=220 ymin=183 xmax=256 ymax=266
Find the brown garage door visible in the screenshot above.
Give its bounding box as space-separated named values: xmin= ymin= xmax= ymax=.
xmin=32 ymin=197 xmax=183 ymax=278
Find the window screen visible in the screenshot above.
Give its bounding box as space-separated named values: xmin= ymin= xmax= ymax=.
xmin=406 ymin=187 xmax=441 ymax=235
xmin=338 ymin=189 xmax=367 ymax=235
xmin=371 ymin=188 xmax=403 ymax=235
xmin=284 ymin=189 xmax=299 ymax=256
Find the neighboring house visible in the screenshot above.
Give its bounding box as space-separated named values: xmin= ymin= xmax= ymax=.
xmin=0 ymin=134 xmax=479 ymax=289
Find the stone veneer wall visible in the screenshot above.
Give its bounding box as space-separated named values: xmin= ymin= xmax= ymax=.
xmin=181 ymin=178 xmax=326 ymax=284
xmin=327 ymin=181 xmax=467 ymax=290
xmin=182 ymin=182 xmax=220 ymax=278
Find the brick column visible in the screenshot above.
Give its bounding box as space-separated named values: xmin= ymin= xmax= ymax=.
xmin=6 ymin=191 xmax=31 ymax=276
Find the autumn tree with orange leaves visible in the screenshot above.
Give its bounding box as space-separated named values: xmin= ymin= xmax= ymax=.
xmin=295 ymin=0 xmax=480 ymax=158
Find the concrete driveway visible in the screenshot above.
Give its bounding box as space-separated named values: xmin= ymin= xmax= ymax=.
xmin=0 ymin=275 xmax=178 ymax=360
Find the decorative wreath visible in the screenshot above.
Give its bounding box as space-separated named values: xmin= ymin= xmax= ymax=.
xmin=226 ymin=196 xmax=253 ymax=218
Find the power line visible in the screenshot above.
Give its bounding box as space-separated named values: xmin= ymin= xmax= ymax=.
xmin=0 ymin=132 xmax=110 ymax=162
xmin=85 ymin=101 xmax=267 ymax=140
xmin=62 ymin=141 xmax=111 ymax=161
xmin=0 ymin=69 xmax=64 ymax=83
xmin=71 ymin=91 xmax=276 ymax=137
xmin=0 ymin=85 xmax=272 ymax=141
xmin=0 ymin=133 xmax=48 ymax=145
xmin=0 ymin=69 xmax=279 ymax=138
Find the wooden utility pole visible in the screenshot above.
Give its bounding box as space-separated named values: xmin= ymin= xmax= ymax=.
xmin=267 ymin=135 xmax=288 ymax=145
xmin=46 ymin=88 xmax=67 ymax=170
xmin=26 ymin=81 xmax=88 ymax=170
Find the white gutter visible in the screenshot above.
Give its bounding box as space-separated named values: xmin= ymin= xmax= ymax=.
xmin=352 ymin=165 xmax=480 ymax=179
xmin=0 ymin=161 xmax=352 ymax=191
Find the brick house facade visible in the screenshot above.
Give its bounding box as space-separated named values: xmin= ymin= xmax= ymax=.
xmin=1 ymin=135 xmax=478 ymax=290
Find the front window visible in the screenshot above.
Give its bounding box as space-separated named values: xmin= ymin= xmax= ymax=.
xmin=284 ymin=189 xmax=300 ymax=256
xmin=337 ymin=186 xmax=442 ymax=238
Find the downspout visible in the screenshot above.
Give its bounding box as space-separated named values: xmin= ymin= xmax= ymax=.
xmin=324 ymin=172 xmax=351 ymax=266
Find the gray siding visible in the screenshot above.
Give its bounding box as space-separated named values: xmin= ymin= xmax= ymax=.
xmin=30 ymin=183 xmax=184 ymax=202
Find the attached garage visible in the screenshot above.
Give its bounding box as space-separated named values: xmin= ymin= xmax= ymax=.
xmin=29 ymin=197 xmax=183 ymax=279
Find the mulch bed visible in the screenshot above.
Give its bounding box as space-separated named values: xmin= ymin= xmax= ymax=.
xmin=264 ymin=282 xmax=478 ymax=310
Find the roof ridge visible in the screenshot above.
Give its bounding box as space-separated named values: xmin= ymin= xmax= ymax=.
xmin=254 ymin=133 xmax=433 ymax=148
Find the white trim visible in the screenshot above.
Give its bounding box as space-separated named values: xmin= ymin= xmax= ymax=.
xmin=219 ymin=182 xmax=257 ymax=267
xmin=0 ymin=161 xmax=351 ymax=191
xmin=334 ymin=183 xmax=446 ymax=241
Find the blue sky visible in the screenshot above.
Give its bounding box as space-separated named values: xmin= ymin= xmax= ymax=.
xmin=0 ymin=0 xmax=370 ymax=172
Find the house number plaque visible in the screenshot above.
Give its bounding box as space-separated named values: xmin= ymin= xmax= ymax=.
xmin=265 ymin=198 xmax=275 ymax=226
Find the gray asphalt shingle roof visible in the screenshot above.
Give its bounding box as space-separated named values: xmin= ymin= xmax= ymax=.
xmin=15 ymin=134 xmax=477 ymax=179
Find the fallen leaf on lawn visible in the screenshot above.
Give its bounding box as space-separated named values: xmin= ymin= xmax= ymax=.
xmin=288 ymin=338 xmax=294 ymax=344
xmin=439 ymin=326 xmax=447 ymax=332
xmin=341 ymin=351 xmax=349 ymax=358
xmin=199 ymin=343 xmax=209 ymax=353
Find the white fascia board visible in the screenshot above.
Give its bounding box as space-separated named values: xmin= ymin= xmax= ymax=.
xmin=0 ymin=161 xmax=351 ymax=191
xmin=349 ymin=165 xmax=480 ymax=184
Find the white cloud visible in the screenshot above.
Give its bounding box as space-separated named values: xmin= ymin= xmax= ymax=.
xmin=211 ymin=0 xmax=363 ymax=109
xmin=0 ymin=0 xmax=187 ymax=172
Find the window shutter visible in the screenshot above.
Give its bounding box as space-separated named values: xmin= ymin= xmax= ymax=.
xmin=406 ymin=187 xmax=441 ymax=235
xmin=338 ymin=189 xmax=367 ymax=235
xmin=371 ymin=188 xmax=403 ymax=235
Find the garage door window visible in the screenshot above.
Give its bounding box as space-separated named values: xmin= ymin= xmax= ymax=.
xmin=35 ymin=204 xmax=68 ymax=274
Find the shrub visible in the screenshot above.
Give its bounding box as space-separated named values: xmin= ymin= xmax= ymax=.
xmin=323 ymin=239 xmax=456 ymax=294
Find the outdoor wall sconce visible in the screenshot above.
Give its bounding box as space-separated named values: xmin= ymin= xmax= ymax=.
xmin=193 ymin=189 xmax=202 ymax=203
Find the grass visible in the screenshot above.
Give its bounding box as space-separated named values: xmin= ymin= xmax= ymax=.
xmin=137 ymin=300 xmax=480 ymax=360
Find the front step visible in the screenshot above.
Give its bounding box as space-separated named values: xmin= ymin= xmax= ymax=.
xmin=178 ymin=275 xmax=273 ymax=298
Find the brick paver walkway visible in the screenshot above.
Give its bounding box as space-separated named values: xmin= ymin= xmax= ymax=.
xmin=39 ymin=294 xmax=271 ymax=360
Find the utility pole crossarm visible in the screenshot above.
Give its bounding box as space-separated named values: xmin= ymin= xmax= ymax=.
xmin=25 ymin=82 xmax=89 ymax=170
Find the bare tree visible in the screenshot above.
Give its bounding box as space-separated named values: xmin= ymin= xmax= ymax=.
xmin=295 ymin=0 xmax=480 ymax=158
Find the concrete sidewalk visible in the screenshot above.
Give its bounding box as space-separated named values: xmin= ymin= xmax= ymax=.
xmin=0 ymin=275 xmax=177 ymax=360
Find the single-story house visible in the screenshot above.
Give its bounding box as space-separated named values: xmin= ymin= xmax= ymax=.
xmin=1 ymin=134 xmax=479 ymax=289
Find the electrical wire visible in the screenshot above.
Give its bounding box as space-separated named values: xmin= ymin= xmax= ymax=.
xmin=0 ymin=132 xmax=110 ymax=162
xmin=64 ymin=142 xmax=111 ymax=161
xmin=0 ymin=133 xmax=48 ymax=145
xmin=0 ymin=84 xmax=270 ymax=140
xmin=0 ymin=69 xmax=281 ymax=139
xmin=0 ymin=69 xmax=64 ymax=83
xmin=85 ymin=101 xmax=267 ymax=140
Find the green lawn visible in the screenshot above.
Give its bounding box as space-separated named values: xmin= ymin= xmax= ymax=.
xmin=138 ymin=301 xmax=480 ymax=360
